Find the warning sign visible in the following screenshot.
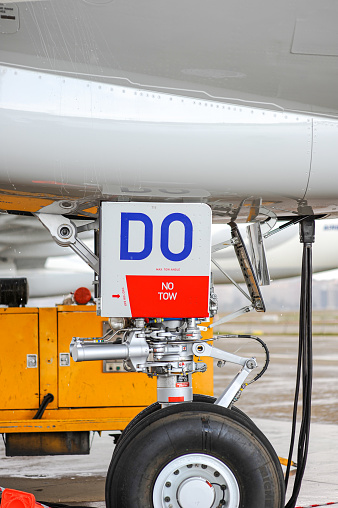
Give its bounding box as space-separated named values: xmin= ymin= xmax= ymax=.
xmin=100 ymin=202 xmax=211 ymax=318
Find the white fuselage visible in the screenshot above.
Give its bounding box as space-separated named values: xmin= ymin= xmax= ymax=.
xmin=1 ymin=1 xmax=338 ymax=221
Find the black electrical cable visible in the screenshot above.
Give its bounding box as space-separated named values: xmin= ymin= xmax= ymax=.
xmin=284 ymin=218 xmax=314 ymax=508
xmin=235 ymin=334 xmax=270 ymax=384
xmin=33 ymin=393 xmax=54 ymax=420
xmin=212 ymin=334 xmax=270 ymax=384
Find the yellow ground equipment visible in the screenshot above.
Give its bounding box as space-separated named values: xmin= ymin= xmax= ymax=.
xmin=0 ymin=305 xmax=213 ymax=455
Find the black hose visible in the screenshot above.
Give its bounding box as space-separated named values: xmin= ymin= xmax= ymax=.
xmin=213 ymin=334 xmax=270 ymax=384
xmin=285 ymin=218 xmax=314 ymax=508
xmin=33 ymin=393 xmax=54 ymax=420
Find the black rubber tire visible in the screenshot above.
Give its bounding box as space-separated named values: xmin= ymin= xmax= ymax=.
xmin=114 ymin=395 xmax=255 ymax=455
xmin=106 ymin=402 xmax=285 ymax=508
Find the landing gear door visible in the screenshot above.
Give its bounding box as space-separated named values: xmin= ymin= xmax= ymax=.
xmin=246 ymin=222 xmax=270 ymax=286
xmin=99 ymin=202 xmax=212 ymax=318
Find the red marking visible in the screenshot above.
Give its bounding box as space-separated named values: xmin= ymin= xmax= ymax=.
xmin=112 ymin=294 xmax=121 ymax=298
xmin=176 ymin=382 xmax=189 ymax=388
xmin=295 ymin=504 xmax=338 ymax=508
xmin=126 ymin=275 xmax=209 ymax=317
xmin=206 ymin=481 xmax=213 ymax=488
xmin=168 ymin=396 xmax=185 ymax=402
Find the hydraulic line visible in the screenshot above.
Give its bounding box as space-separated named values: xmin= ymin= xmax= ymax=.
xmin=212 ymin=334 xmax=270 ymax=384
xmin=285 ymin=217 xmax=315 ymax=508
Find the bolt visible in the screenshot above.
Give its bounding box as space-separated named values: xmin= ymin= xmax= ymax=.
xmin=174 ymin=470 xmax=179 ymax=475
xmin=60 ymin=201 xmax=73 ymax=209
xmin=59 ymin=226 xmax=71 ymax=238
xmin=187 ymin=464 xmax=193 ymax=468
xmin=165 ymin=482 xmax=171 ymax=488
xmin=219 ymin=501 xmax=226 ymax=506
xmin=214 ymin=471 xmax=220 ymax=477
xmin=201 ymin=464 xmax=207 ymax=469
xmin=221 ymin=484 xmax=227 ymax=490
xmin=164 ymin=496 xmax=170 ymax=502
xmin=246 ymin=358 xmax=256 ymax=370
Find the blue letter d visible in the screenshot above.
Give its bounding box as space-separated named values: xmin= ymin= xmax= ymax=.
xmin=120 ymin=213 xmax=153 ymax=260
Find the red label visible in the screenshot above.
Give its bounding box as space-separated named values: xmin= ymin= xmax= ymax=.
xmin=168 ymin=396 xmax=185 ymax=402
xmin=126 ymin=275 xmax=209 ymax=317
xmin=176 ymin=382 xmax=190 ymax=388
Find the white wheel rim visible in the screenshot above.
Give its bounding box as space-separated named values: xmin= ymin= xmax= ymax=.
xmin=153 ymin=453 xmax=240 ymax=508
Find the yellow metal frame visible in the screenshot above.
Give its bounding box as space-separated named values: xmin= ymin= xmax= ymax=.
xmin=0 ymin=306 xmax=213 ymax=433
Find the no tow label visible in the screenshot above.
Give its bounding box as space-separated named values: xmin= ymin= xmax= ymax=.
xmin=100 ymin=202 xmax=211 ymax=317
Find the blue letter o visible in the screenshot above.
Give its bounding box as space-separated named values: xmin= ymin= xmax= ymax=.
xmin=160 ymin=213 xmax=193 ymax=262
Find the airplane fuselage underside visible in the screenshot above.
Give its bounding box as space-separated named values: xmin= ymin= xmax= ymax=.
xmin=1 ymin=62 xmax=338 ymax=221
xmin=1 ymin=0 xmax=338 ymax=221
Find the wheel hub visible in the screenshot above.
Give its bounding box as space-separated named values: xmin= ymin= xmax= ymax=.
xmin=177 ymin=477 xmax=215 ymax=507
xmin=153 ymin=453 xmax=240 ymax=508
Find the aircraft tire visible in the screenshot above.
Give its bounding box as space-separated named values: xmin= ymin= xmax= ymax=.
xmin=106 ymin=402 xmax=285 ymax=508
xmin=112 ymin=394 xmax=254 ymax=455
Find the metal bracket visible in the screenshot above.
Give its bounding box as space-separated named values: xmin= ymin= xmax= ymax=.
xmin=198 ymin=305 xmax=253 ymax=331
xmin=230 ymin=223 xmax=265 ymax=312
xmin=192 ymin=341 xmax=257 ymax=408
xmin=215 ymin=362 xmax=255 ymax=407
xmin=211 ymin=237 xmax=238 ymax=254
xmin=211 ymin=258 xmax=252 ymax=302
xmin=35 ymin=213 xmax=99 ymax=274
xmin=192 ymin=341 xmax=253 ymax=367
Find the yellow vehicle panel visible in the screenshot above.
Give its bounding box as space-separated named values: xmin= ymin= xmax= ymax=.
xmin=57 ymin=309 xmax=158 ymax=407
xmin=0 ymin=309 xmax=39 ymax=410
xmin=0 ymin=305 xmax=213 ymax=433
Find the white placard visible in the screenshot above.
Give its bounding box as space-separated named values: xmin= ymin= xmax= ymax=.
xmin=99 ymin=202 xmax=211 ymax=318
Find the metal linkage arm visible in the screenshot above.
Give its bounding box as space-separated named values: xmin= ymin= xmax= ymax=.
xmin=192 ymin=341 xmax=257 ymax=408
xmin=215 ymin=363 xmax=254 ymax=408
xmin=35 ymin=213 xmax=99 ymax=274
xmin=192 ymin=341 xmax=254 ymax=368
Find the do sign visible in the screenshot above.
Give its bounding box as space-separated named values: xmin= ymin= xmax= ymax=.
xmin=100 ymin=202 xmax=211 ymax=318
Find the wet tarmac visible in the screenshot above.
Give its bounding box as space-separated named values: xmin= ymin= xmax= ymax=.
xmin=213 ymin=312 xmax=338 ymax=424
xmin=1 ymin=311 xmax=338 ymax=507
